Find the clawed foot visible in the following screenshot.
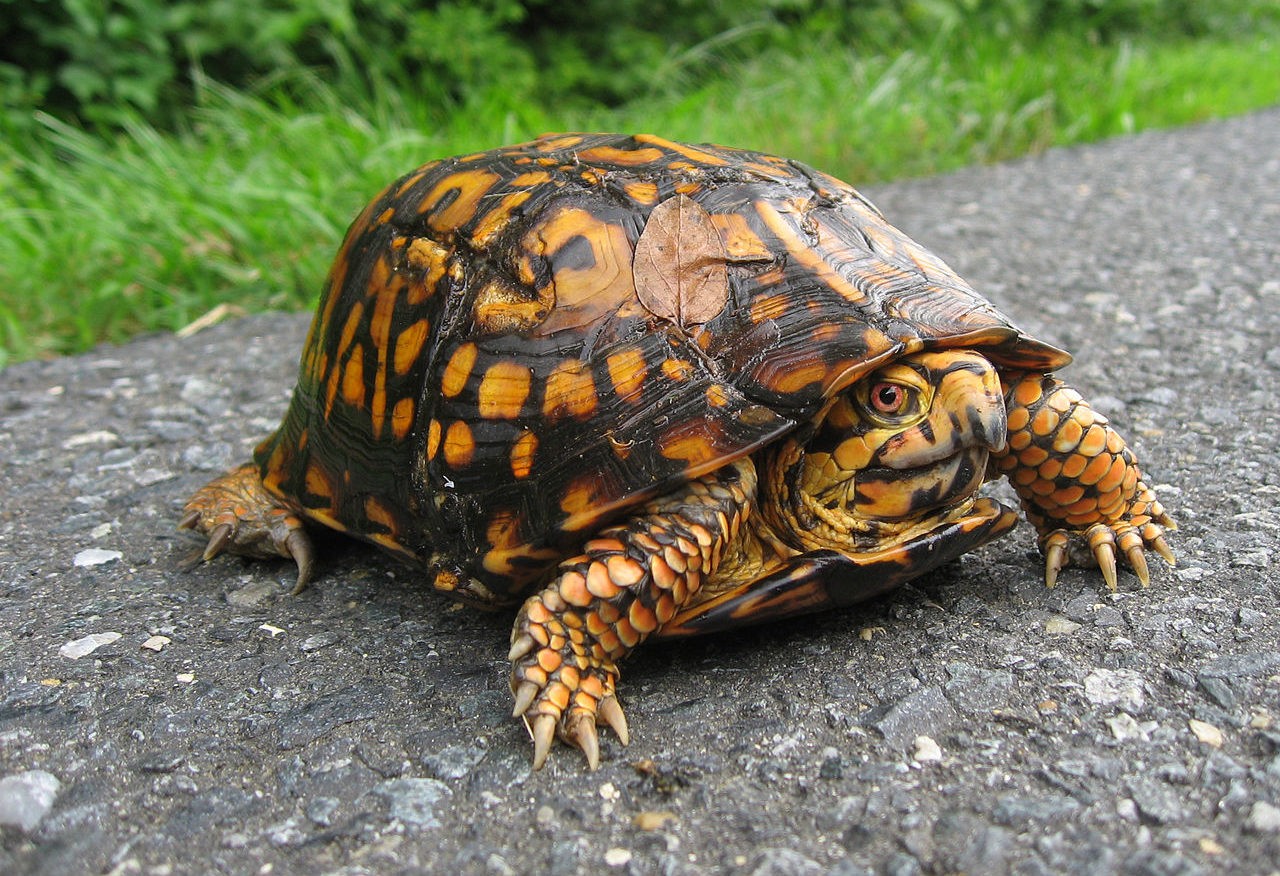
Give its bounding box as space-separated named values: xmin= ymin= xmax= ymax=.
xmin=180 ymin=463 xmax=316 ymax=592
xmin=1041 ymin=511 xmax=1176 ymax=590
xmin=508 ymin=600 xmax=630 ymax=770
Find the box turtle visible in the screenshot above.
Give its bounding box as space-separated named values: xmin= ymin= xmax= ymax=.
xmin=181 ymin=133 xmax=1175 ymax=769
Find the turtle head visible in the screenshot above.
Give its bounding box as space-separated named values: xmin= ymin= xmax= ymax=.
xmin=765 ymin=349 xmax=1008 ymax=550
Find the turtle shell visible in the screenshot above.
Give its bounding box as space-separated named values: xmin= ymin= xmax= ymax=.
xmin=255 ymin=132 xmax=1070 ymax=600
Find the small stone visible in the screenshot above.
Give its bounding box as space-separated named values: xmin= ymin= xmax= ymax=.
xmin=89 ymin=522 xmax=113 ymax=539
xmin=1198 ymin=837 xmax=1225 ymax=856
xmin=1084 ymin=668 xmax=1146 ymax=712
xmin=73 ymin=548 xmax=122 ymax=568
xmin=175 ymin=673 xmax=195 ymax=684
xmin=141 ymin=635 xmax=171 ymax=652
xmin=422 ymin=743 xmax=486 ymax=780
xmin=1245 ymin=801 xmax=1280 ymax=834
xmin=599 ymin=782 xmax=620 ymax=801
xmin=943 ymin=663 xmax=1013 ymax=715
xmin=227 ymin=580 xmax=280 ymax=607
xmin=1188 ymin=719 xmax=1224 ymax=748
xmin=604 ymin=848 xmax=632 ymax=867
xmin=633 ymin=811 xmax=677 ymax=831
xmin=0 ymin=771 xmax=62 ymax=832
xmin=1250 ymin=709 xmax=1273 ymax=730
xmin=862 ymin=685 xmax=959 ymax=749
xmin=371 ymin=777 xmax=452 ymax=827
xmin=1127 ymin=776 xmax=1188 ymax=824
xmin=1045 ymin=616 xmax=1082 ymax=635
xmin=912 ymin=736 xmax=942 ymax=763
xmin=1106 ymin=713 xmax=1152 ymax=742
xmin=748 ymin=848 xmax=825 ymax=875
xmin=1196 ymin=674 xmax=1236 ymax=709
xmin=259 ymin=624 xmax=286 ymax=637
xmin=300 ymin=632 xmax=342 ymax=652
xmin=536 ymin=805 xmax=555 ymax=826
xmin=60 ymin=632 xmax=122 ymax=659
xmin=306 ymin=797 xmax=339 ymax=826
xmin=62 ymin=430 xmax=120 ymax=449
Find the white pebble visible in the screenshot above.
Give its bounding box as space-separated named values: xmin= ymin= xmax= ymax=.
xmin=1188 ymin=719 xmax=1224 ymax=748
xmin=59 ymin=632 xmax=122 ymax=660
xmin=73 ymin=548 xmax=122 ymax=568
xmin=0 ymin=770 xmax=61 ymax=832
xmin=141 ymin=635 xmax=171 ymax=652
xmin=1246 ymin=801 xmax=1280 ymax=834
xmin=912 ymin=735 xmax=943 ymax=763
xmin=604 ymin=848 xmax=633 ymax=867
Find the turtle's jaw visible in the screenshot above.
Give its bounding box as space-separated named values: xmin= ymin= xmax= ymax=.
xmin=844 ymin=445 xmax=992 ymax=524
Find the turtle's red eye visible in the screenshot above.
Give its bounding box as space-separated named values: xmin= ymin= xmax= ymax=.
xmin=870 ymin=382 xmax=907 ymax=414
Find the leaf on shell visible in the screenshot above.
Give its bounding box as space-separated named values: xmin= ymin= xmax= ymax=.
xmin=633 ymin=194 xmax=728 ymax=328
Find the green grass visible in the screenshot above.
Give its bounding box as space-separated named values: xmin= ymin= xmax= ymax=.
xmin=3 ymin=27 xmax=1279 ymax=367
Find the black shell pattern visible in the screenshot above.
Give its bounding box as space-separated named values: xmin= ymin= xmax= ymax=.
xmin=255 ymin=133 xmax=1070 ymax=598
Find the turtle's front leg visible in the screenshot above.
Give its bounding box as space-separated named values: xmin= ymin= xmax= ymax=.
xmin=993 ymin=372 xmax=1176 ymax=589
xmin=508 ymin=459 xmax=756 ymax=770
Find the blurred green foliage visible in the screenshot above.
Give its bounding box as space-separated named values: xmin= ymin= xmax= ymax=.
xmin=3 ymin=0 xmax=1272 ymax=130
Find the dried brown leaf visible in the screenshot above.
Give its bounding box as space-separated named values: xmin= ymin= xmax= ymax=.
xmin=633 ymin=194 xmax=728 ymax=327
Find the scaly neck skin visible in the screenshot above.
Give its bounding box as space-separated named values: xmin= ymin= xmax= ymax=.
xmin=752 ymin=437 xmax=929 ymax=554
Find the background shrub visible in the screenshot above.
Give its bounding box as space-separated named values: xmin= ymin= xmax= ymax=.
xmin=4 ymin=0 xmax=1272 ymax=131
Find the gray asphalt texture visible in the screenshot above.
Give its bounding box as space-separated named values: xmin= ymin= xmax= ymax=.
xmin=3 ymin=109 xmax=1280 ymax=876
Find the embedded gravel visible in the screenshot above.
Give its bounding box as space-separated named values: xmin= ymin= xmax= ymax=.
xmin=3 ymin=109 xmax=1279 ymax=875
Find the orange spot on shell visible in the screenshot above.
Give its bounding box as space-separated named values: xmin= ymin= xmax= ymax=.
xmin=544 ymin=359 xmax=598 ymax=420
xmin=658 ymin=431 xmax=718 ymax=465
xmin=305 ymin=462 xmax=333 ymax=501
xmin=363 ymin=496 xmax=398 ymax=534
xmin=443 ymin=420 xmax=475 ymax=468
xmin=623 ymin=180 xmax=660 ymax=204
xmin=425 ymin=418 xmax=442 ymax=460
xmin=510 ymin=430 xmax=538 ymax=479
xmin=575 ymin=145 xmax=665 ymax=166
xmin=767 ymin=362 xmax=828 ymax=395
xmin=404 ymin=238 xmax=449 ymax=305
xmin=606 ymin=348 xmax=648 ymax=402
xmin=422 ymin=169 xmax=501 ymax=233
xmin=469 ymin=189 xmax=533 ymax=248
xmin=441 ymin=342 xmax=477 ymax=398
xmin=341 ymin=343 xmax=365 ymax=407
xmin=478 ymin=361 xmax=532 ymax=420
xmin=391 ymin=398 xmax=416 ymax=441
xmin=393 ymin=319 xmax=431 ymax=375
xmin=661 ymin=359 xmax=694 ymax=381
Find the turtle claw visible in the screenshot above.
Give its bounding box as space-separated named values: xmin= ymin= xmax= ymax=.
xmin=511 ymin=681 xmax=539 ymax=718
xmin=1043 ymin=532 xmax=1068 ymax=589
xmin=1040 ymin=517 xmax=1174 ymax=591
xmin=599 ymin=695 xmax=630 ymax=746
xmin=568 ymin=714 xmax=601 ymax=770
xmin=507 ymin=634 xmax=536 ymax=662
xmin=203 ymin=522 xmax=235 ymax=561
xmin=530 ymin=714 xmax=557 ymax=771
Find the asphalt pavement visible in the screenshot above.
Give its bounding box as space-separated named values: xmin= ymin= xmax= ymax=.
xmin=2 ymin=108 xmax=1279 ymax=875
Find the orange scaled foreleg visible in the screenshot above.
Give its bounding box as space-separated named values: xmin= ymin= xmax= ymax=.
xmin=508 ymin=460 xmax=755 ymax=770
xmin=992 ymin=373 xmax=1175 ymax=589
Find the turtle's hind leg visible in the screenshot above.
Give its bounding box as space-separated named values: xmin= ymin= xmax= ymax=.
xmin=180 ymin=462 xmax=316 ymax=591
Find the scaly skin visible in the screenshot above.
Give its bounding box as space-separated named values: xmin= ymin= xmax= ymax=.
xmin=179 ymin=462 xmax=316 ymax=592
xmin=507 ymin=459 xmax=755 ymax=770
xmin=993 ymin=372 xmax=1176 ymax=588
